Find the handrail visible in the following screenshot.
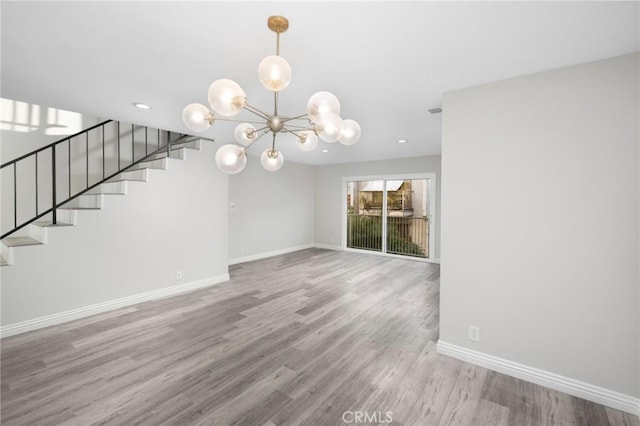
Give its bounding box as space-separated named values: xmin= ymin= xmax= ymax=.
xmin=1 ymin=120 xmax=199 ymax=240
xmin=0 ymin=119 xmax=113 ymax=169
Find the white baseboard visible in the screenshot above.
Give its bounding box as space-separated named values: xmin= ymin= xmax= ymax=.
xmin=437 ymin=340 xmax=640 ymax=417
xmin=1 ymin=273 xmax=230 ymax=339
xmin=313 ymin=243 xmax=342 ymax=251
xmin=228 ymin=244 xmax=315 ymax=265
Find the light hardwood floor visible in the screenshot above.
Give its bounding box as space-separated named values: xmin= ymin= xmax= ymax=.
xmin=1 ymin=248 xmax=638 ymax=425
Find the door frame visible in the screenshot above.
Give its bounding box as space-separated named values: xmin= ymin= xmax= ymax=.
xmin=341 ymin=173 xmax=437 ymax=263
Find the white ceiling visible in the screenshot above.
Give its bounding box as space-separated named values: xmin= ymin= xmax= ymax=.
xmin=2 ymin=1 xmax=638 ymax=165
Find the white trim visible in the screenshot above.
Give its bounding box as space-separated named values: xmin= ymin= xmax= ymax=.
xmin=228 ymin=243 xmax=315 ymax=265
xmin=0 ymin=274 xmax=230 ymax=339
xmin=313 ymin=243 xmax=342 ymax=251
xmin=437 ymin=340 xmax=640 ymax=416
xmin=343 ymin=247 xmax=438 ymax=264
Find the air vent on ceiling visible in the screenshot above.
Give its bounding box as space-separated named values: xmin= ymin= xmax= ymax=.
xmin=428 ymin=106 xmax=442 ymax=114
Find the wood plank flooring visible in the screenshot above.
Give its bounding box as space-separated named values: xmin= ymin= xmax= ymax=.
xmin=1 ymin=248 xmax=638 ymax=425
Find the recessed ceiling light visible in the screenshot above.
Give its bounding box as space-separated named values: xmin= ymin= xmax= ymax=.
xmin=398 ymin=139 xmax=407 ymax=144
xmin=132 ymin=102 xmax=151 ymax=110
xmin=321 ymin=149 xmax=329 ymax=153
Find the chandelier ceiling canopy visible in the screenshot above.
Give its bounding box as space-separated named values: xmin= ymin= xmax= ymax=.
xmin=181 ymin=16 xmax=361 ymax=174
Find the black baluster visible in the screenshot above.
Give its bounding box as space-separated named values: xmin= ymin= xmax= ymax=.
xmin=52 ymin=146 xmax=57 ymax=225
xmin=68 ymin=139 xmax=71 ymax=197
xmin=13 ymin=163 xmax=17 ymax=228
xmin=35 ymin=153 xmax=38 ymax=215
xmin=117 ymin=122 xmax=121 ymax=171
xmin=86 ymin=131 xmax=89 ymax=189
xmin=102 ymin=125 xmax=105 ymax=180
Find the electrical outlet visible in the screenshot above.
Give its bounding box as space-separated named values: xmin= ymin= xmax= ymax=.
xmin=468 ymin=325 xmax=480 ymax=342
xmin=176 ymin=270 xmax=183 ymax=281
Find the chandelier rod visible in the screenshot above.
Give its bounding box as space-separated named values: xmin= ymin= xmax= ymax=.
xmin=282 ymin=113 xmax=310 ymax=123
xmin=243 ymin=102 xmax=270 ymax=120
xmin=283 ymin=124 xmax=315 ymax=130
xmin=244 ymin=128 xmax=271 ymax=152
xmin=274 ymin=92 xmax=279 ymax=115
xmin=283 ymin=128 xmax=304 ymax=138
xmin=215 ymin=117 xmax=264 ymax=125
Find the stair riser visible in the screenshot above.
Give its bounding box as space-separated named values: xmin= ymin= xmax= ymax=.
xmin=54 ymin=209 xmax=77 ymax=225
xmin=1 ymin=224 xmax=48 ymax=250
xmin=171 ymin=139 xmax=201 ymax=150
xmin=111 ymin=169 xmax=148 ymax=182
xmin=149 ymin=147 xmax=186 ymax=161
xmin=1 ymin=242 xmax=14 ymax=265
xmin=130 ymin=158 xmax=167 ymax=172
xmin=9 ymin=224 xmax=48 ymax=244
xmin=86 ymin=181 xmax=128 ymax=195
xmin=60 ymin=194 xmax=104 ymax=210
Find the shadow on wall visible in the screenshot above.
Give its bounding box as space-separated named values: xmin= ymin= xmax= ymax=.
xmin=0 ymin=98 xmax=99 ymax=162
xmin=1 ymin=98 xmax=83 ymax=136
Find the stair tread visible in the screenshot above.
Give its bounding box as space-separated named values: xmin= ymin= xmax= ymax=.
xmin=33 ymin=221 xmax=73 ymax=227
xmin=58 ymin=206 xmax=101 ymax=210
xmin=0 ymin=256 xmax=8 ymax=266
xmin=89 ymin=192 xmax=125 ymax=195
xmin=3 ymin=236 xmax=42 ymax=247
xmin=109 ymin=177 xmax=145 ymax=182
xmin=133 ymin=165 xmax=166 ymax=170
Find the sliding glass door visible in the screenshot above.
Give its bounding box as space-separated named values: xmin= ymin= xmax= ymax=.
xmin=345 ymin=175 xmax=433 ymax=260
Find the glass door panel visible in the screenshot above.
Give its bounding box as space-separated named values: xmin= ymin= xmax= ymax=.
xmin=346 ymin=180 xmax=383 ymax=252
xmin=386 ymin=179 xmax=429 ymax=258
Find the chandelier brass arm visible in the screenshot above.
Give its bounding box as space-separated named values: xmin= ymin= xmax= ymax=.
xmin=213 ymin=117 xmax=264 ymax=125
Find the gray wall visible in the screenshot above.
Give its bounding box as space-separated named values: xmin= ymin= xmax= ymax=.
xmin=314 ymin=156 xmax=441 ymax=259
xmin=440 ymin=53 xmax=639 ymax=397
xmin=1 ymin=141 xmax=228 ymax=325
xmin=228 ymin=158 xmax=315 ymax=262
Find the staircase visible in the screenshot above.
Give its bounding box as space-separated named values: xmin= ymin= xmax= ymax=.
xmin=1 ymin=120 xmax=209 ymax=266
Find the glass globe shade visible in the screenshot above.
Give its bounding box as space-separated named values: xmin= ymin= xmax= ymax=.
xmin=260 ymin=149 xmax=284 ymax=172
xmin=207 ymin=79 xmax=246 ymax=117
xmin=182 ymin=103 xmax=212 ymax=132
xmin=215 ymin=144 xmax=247 ymax=174
xmin=297 ymin=131 xmax=318 ymax=152
xmin=338 ymin=119 xmax=361 ymax=146
xmin=234 ymin=123 xmax=257 ymax=146
xmin=306 ymin=91 xmax=340 ymax=122
xmin=316 ymin=112 xmax=343 ymax=143
xmin=258 ymin=55 xmax=292 ymax=92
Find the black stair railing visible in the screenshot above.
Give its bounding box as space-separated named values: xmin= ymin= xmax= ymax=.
xmin=1 ymin=120 xmax=194 ymax=239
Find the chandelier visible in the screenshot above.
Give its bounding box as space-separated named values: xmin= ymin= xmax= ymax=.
xmin=181 ymin=16 xmax=361 ymax=174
